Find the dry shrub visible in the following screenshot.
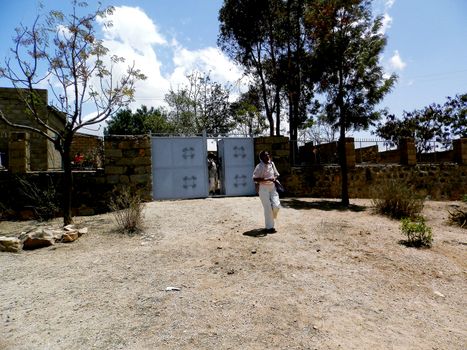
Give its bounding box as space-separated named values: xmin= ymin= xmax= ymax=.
xmin=15 ymin=176 xmax=59 ymax=221
xmin=109 ymin=186 xmax=144 ymax=233
xmin=371 ymin=179 xmax=424 ymax=219
xmin=448 ymin=207 xmax=467 ymax=228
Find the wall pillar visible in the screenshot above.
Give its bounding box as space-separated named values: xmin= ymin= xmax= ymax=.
xmin=104 ymin=135 xmax=152 ymax=200
xmin=345 ymin=137 xmax=356 ymax=168
xmin=8 ymin=132 xmax=30 ymax=173
xmin=453 ymin=138 xmax=467 ymax=165
xmin=399 ymin=138 xmax=417 ymax=165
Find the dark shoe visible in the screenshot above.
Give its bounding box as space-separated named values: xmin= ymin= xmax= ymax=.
xmin=266 ymin=228 xmax=277 ymax=233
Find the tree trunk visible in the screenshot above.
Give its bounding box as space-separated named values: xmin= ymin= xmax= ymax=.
xmin=337 ymin=60 xmax=349 ymax=207
xmin=339 ymin=125 xmax=349 ymax=207
xmin=62 ymin=137 xmax=73 ymax=226
xmin=274 ymin=84 xmax=281 ymax=136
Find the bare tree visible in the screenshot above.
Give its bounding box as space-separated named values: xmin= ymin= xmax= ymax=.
xmin=0 ymin=1 xmax=146 ymax=225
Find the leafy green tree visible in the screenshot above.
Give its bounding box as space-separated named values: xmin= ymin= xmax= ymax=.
xmin=230 ymin=88 xmax=268 ymax=136
xmin=375 ymin=109 xmax=443 ymax=153
xmin=218 ymin=0 xmax=285 ymax=136
xmin=306 ymin=0 xmax=396 ymax=206
xmin=164 ymin=71 xmax=235 ymax=135
xmin=105 ymin=105 xmax=172 ymax=135
xmin=444 ymin=93 xmax=467 ymax=139
xmin=281 ymin=0 xmax=318 ymax=146
xmin=375 ymin=93 xmax=467 ymax=153
xmin=0 ymin=1 xmax=145 ymax=225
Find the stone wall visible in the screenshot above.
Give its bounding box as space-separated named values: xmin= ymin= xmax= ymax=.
xmin=355 ymin=145 xmax=379 ymax=163
xmin=0 ymin=135 xmax=152 ymax=219
xmin=104 ymin=135 xmax=152 ymax=201
xmin=0 ymin=87 xmax=63 ymax=171
xmin=284 ymin=163 xmax=467 ymax=200
xmin=8 ymin=132 xmax=30 ymax=173
xmin=254 ymin=136 xmax=467 ymax=201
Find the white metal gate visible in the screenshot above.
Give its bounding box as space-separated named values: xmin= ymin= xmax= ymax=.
xmin=218 ymin=138 xmax=256 ymax=196
xmin=151 ymin=136 xmax=208 ymax=199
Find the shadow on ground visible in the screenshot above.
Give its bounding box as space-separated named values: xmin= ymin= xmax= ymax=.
xmin=281 ymin=198 xmax=366 ymax=212
xmin=243 ymin=228 xmax=272 ymax=238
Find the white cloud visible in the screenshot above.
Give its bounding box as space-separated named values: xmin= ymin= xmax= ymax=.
xmin=99 ymin=6 xmax=167 ymax=47
xmin=170 ymin=45 xmax=245 ymax=88
xmin=379 ymin=13 xmax=393 ymax=34
xmin=389 ymin=50 xmax=406 ymax=71
xmin=385 ymin=0 xmax=395 ymax=9
xmin=93 ymin=6 xmax=246 ymax=110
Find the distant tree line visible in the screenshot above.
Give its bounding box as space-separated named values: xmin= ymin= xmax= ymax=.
xmin=374 ymin=93 xmax=467 ymax=153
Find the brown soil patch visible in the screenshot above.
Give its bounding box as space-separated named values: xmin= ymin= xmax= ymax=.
xmin=1 ymin=198 xmax=466 ymax=349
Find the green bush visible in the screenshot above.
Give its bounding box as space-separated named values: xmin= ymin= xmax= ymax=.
xmin=371 ymin=180 xmax=424 ymax=219
xmin=109 ymin=186 xmax=144 ymax=233
xmin=400 ymin=217 xmax=433 ymax=248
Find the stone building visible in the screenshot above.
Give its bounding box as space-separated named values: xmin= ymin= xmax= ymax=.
xmin=0 ymin=87 xmax=64 ymax=171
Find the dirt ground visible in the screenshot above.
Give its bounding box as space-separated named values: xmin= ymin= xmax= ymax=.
xmin=0 ymin=197 xmax=466 ymax=350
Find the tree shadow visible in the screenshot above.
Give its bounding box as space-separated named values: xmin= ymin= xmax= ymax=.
xmin=281 ymin=198 xmax=366 ymax=212
xmin=243 ymin=228 xmax=269 ymax=238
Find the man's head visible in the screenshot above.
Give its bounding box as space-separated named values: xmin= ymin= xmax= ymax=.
xmin=259 ymin=150 xmax=271 ymax=163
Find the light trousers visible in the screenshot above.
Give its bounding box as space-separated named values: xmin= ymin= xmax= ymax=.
xmin=258 ymin=183 xmax=281 ymax=229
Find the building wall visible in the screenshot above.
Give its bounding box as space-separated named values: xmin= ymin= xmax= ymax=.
xmin=0 ymin=135 xmax=153 ymax=219
xmin=70 ymin=133 xmax=104 ymax=168
xmin=0 ymin=87 xmax=63 ymax=171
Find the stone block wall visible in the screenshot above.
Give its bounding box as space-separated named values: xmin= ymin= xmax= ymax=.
xmin=399 ymin=138 xmax=417 ymax=165
xmin=355 ymin=145 xmax=379 ymax=163
xmin=0 ymin=135 xmax=153 ymax=219
xmin=0 ymin=88 xmax=51 ymax=171
xmin=8 ymin=132 xmax=30 ymax=173
xmin=71 ymin=133 xmax=103 ymax=156
xmin=71 ymin=133 xmax=104 ymax=168
xmin=284 ymin=163 xmax=467 ymax=200
xmin=379 ymin=149 xmax=400 ymax=163
xmin=453 ymin=138 xmax=467 ymax=164
xmin=104 ymin=135 xmax=152 ymax=201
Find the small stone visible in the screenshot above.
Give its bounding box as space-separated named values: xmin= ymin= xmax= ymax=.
xmin=77 ymin=227 xmax=88 ymax=236
xmin=61 ymin=231 xmax=79 ymax=243
xmin=251 ymin=249 xmax=257 ymax=254
xmin=22 ymin=230 xmax=55 ymax=250
xmin=0 ymin=236 xmax=22 ymax=253
xmin=434 ymin=291 xmax=445 ymax=298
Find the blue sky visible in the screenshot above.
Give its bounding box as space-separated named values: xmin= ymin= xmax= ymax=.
xmin=0 ymin=0 xmax=466 ymax=137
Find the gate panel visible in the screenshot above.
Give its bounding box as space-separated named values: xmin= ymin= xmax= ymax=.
xmin=218 ymin=138 xmax=255 ymax=196
xmin=152 ymin=137 xmax=208 ymax=199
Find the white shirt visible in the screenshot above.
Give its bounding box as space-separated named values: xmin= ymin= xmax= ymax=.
xmin=252 ymin=161 xmax=279 ymax=184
